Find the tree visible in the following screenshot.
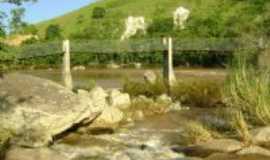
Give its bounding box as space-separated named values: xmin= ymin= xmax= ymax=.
xmin=22 ymin=24 xmax=38 ymax=34
xmin=148 ymin=17 xmax=174 ymax=37
xmin=92 ymin=7 xmax=106 ymax=19
xmin=1 ymin=0 xmax=37 ymax=5
xmin=45 ymin=24 xmax=62 ymax=40
xmin=0 ymin=0 xmax=37 ymax=33
xmin=9 ymin=7 xmax=26 ymax=33
xmin=0 ymin=12 xmax=6 ymax=37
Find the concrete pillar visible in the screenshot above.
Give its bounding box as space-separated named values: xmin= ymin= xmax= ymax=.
xmin=163 ymin=37 xmax=176 ymax=86
xmin=62 ymin=40 xmax=73 ymax=90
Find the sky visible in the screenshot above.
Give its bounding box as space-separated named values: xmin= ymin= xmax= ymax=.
xmin=0 ymin=0 xmax=96 ymax=24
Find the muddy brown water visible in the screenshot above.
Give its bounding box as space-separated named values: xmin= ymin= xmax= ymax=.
xmin=18 ymin=68 xmax=226 ymax=89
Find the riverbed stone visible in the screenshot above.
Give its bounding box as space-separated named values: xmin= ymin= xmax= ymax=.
xmin=237 ymin=146 xmax=270 ymax=157
xmin=89 ymin=87 xmax=108 ymax=112
xmin=72 ymin=65 xmax=86 ymax=71
xmin=109 ymin=89 xmax=131 ymax=110
xmin=251 ymin=126 xmax=270 ymax=145
xmin=94 ymin=106 xmax=124 ymax=126
xmin=206 ymin=153 xmax=270 ymax=160
xmin=156 ymin=94 xmax=172 ymax=104
xmin=5 ymin=147 xmax=68 ymax=160
xmin=0 ymin=73 xmax=98 ymax=147
xmin=174 ymin=139 xmax=243 ymax=158
xmin=144 ymin=70 xmax=157 ymax=84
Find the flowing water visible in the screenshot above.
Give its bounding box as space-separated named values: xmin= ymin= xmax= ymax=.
xmin=9 ymin=68 xmax=239 ymax=159
xmin=53 ymin=109 xmax=208 ymax=160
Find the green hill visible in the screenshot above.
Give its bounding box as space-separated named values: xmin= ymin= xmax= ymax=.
xmin=36 ymin=0 xmax=270 ymax=40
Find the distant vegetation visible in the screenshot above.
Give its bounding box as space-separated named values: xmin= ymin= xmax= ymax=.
xmin=0 ymin=0 xmax=270 ymax=68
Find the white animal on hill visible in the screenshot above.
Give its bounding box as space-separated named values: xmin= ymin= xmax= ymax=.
xmin=121 ymin=16 xmax=147 ymax=41
xmin=173 ymin=6 xmax=190 ymax=29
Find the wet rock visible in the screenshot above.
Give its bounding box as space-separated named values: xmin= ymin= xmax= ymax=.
xmin=134 ymin=63 xmax=142 ymax=69
xmin=72 ymin=65 xmax=86 ymax=71
xmin=133 ymin=110 xmax=144 ymax=121
xmin=144 ymin=70 xmax=157 ymax=84
xmin=94 ymin=106 xmax=124 ymax=126
xmin=109 ymin=89 xmax=131 ymax=110
xmin=107 ymin=63 xmax=120 ymax=69
xmin=0 ymin=73 xmax=97 ymax=147
xmin=169 ymin=102 xmax=183 ymax=111
xmin=174 ymin=139 xmax=243 ymax=158
xmin=156 ymin=94 xmax=172 ymax=104
xmin=237 ymin=146 xmax=270 ymax=157
xmin=112 ymin=151 xmax=131 ymax=160
xmin=251 ymin=127 xmax=270 ymax=145
xmin=206 ymin=153 xmax=270 ymax=160
xmin=5 ymin=147 xmax=68 ymax=160
xmin=89 ymin=87 xmax=108 ymax=112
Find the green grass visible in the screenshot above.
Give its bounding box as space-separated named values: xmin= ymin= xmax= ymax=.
xmin=123 ymin=77 xmax=223 ymax=108
xmin=225 ymin=56 xmax=270 ymax=126
xmin=35 ymin=0 xmax=270 ymax=40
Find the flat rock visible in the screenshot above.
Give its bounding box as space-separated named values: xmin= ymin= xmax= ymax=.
xmin=237 ymin=146 xmax=270 ymax=157
xmin=206 ymin=153 xmax=270 ymax=160
xmin=173 ymin=139 xmax=243 ymax=158
xmin=251 ymin=127 xmax=270 ymax=145
xmin=5 ymin=147 xmax=67 ymax=160
xmin=0 ymin=73 xmax=97 ymax=147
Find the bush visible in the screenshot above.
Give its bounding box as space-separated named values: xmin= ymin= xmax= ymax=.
xmin=45 ymin=24 xmax=62 ymax=40
xmin=225 ymin=51 xmax=270 ymax=125
xmin=171 ymin=79 xmax=223 ymax=108
xmin=22 ymin=24 xmax=38 ymax=35
xmin=148 ymin=17 xmax=174 ymax=36
xmin=123 ymin=76 xmax=223 ymax=108
xmin=92 ymin=7 xmax=106 ymax=19
xmin=123 ymin=75 xmax=167 ymax=98
xmin=182 ymin=121 xmax=213 ymax=144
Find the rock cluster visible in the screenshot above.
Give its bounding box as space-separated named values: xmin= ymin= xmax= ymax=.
xmin=121 ymin=16 xmax=147 ymax=41
xmin=0 ymin=73 xmax=98 ymax=147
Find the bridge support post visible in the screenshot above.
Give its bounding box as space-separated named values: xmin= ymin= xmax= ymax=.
xmin=62 ymin=39 xmax=73 ymax=90
xmin=163 ymin=37 xmax=176 ymax=87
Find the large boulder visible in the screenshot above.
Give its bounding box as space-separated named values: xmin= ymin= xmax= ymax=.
xmin=121 ymin=16 xmax=147 ymax=41
xmin=0 ymin=73 xmax=98 ymax=147
xmin=251 ymin=127 xmax=270 ymax=145
xmin=89 ymin=87 xmax=108 ymax=112
xmin=92 ymin=106 xmax=124 ymax=127
xmin=109 ymin=89 xmax=131 ymax=110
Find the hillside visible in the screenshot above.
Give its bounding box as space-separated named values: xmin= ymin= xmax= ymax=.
xmin=36 ymin=0 xmax=270 ymax=40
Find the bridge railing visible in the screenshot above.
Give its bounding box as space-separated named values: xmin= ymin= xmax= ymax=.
xmin=14 ymin=37 xmax=269 ymax=89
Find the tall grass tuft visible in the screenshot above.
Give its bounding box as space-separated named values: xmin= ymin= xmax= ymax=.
xmin=225 ymin=50 xmax=270 ymax=125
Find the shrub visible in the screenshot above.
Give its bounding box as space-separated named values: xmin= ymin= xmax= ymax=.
xmin=230 ymin=110 xmax=252 ymax=145
xmin=45 ymin=24 xmax=62 ymax=40
xmin=92 ymin=7 xmax=106 ymax=19
xmin=22 ymin=24 xmax=38 ymax=35
xmin=148 ymin=17 xmax=174 ymax=36
xmin=123 ymin=75 xmax=167 ymax=98
xmin=225 ymin=51 xmax=270 ymax=125
xmin=171 ymin=79 xmax=223 ymax=108
xmin=123 ymin=77 xmax=223 ymax=108
xmin=182 ymin=121 xmax=213 ymax=144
